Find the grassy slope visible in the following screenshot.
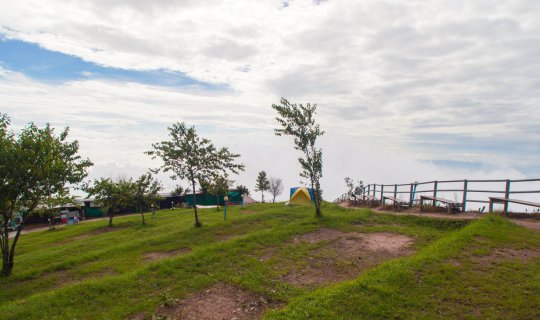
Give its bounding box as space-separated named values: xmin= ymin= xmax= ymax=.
xmin=0 ymin=204 xmax=538 ymax=319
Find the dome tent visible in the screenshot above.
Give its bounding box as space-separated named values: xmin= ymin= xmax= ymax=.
xmin=289 ymin=187 xmax=314 ymax=205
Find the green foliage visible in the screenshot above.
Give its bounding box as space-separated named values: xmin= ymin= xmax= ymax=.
xmin=172 ymin=185 xmax=186 ymax=197
xmin=84 ymin=178 xmax=136 ymax=227
xmin=255 ymin=171 xmax=270 ymax=202
xmin=134 ymin=173 xmax=164 ymax=224
xmin=147 ymin=122 xmax=244 ymax=227
xmin=272 ymin=98 xmax=324 ymax=216
xmin=0 ymin=113 xmax=92 ymax=276
xmin=236 ymin=185 xmax=250 ymax=196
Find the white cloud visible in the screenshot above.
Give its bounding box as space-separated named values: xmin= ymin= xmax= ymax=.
xmin=1 ymin=0 xmax=539 ymax=200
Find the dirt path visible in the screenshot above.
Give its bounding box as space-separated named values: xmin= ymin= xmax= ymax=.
xmin=339 ymin=203 xmax=540 ymax=231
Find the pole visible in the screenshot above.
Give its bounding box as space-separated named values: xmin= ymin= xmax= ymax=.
xmin=380 ymin=185 xmax=385 ymax=204
xmin=433 ymin=181 xmax=438 ymax=207
xmin=409 ymin=183 xmax=414 ymax=208
xmin=462 ymin=179 xmax=468 ymax=212
xmin=504 ymin=179 xmax=511 ymax=215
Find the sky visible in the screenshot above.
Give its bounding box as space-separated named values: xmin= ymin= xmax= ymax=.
xmin=1 ymin=0 xmax=539 ymax=204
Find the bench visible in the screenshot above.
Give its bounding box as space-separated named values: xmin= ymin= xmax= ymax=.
xmin=383 ymin=196 xmax=408 ymax=212
xmin=489 ymin=197 xmax=540 ymax=214
xmin=419 ymin=195 xmax=463 ymax=214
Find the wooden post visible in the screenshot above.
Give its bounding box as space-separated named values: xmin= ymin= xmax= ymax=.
xmin=372 ymin=184 xmax=376 ymax=197
xmin=462 ymin=179 xmax=468 ymax=212
xmin=394 ymin=184 xmax=398 ymax=212
xmin=504 ymin=180 xmax=511 ymax=215
xmin=409 ymin=183 xmax=414 ymax=208
xmin=433 ymin=181 xmax=438 ymax=207
xmin=489 ymin=198 xmax=494 ymax=213
xmin=380 ymin=185 xmax=385 ymax=204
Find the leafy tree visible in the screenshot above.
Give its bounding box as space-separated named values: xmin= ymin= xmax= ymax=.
xmin=0 ymin=114 xmax=92 ymax=276
xmin=255 ymin=171 xmax=270 ymax=203
xmin=84 ymin=178 xmax=136 ymax=227
xmin=147 ymin=122 xmax=244 ymax=227
xmin=268 ymin=177 xmax=284 ymax=203
xmin=172 ymin=185 xmax=186 ymax=197
xmin=134 ymin=173 xmax=163 ymax=224
xmin=236 ymin=185 xmax=250 ymax=196
xmin=201 ymin=174 xmax=231 ymax=209
xmin=36 ymin=191 xmax=77 ymax=230
xmin=272 ymin=98 xmax=324 ymax=217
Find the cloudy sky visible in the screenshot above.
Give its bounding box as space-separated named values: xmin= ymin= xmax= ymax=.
xmin=1 ymin=0 xmax=539 ymax=202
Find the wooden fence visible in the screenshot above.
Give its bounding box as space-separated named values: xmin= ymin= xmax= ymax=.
xmin=338 ymin=178 xmax=540 ymax=214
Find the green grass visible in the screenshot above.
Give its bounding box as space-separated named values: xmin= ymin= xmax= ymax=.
xmin=0 ymin=203 xmax=538 ymax=319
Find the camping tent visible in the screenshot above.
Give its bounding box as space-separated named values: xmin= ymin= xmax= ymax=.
xmin=289 ymin=187 xmax=314 ymax=205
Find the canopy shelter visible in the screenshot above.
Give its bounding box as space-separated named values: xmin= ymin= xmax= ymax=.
xmin=289 ymin=187 xmax=314 ymax=205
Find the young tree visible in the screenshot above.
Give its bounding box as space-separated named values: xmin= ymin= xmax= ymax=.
xmin=37 ymin=192 xmax=77 ymax=230
xmin=147 ymin=122 xmax=244 ymax=227
xmin=172 ymin=185 xmax=186 ymax=197
xmin=134 ymin=173 xmax=164 ymax=224
xmin=345 ymin=177 xmax=354 ymax=200
xmin=255 ymin=171 xmax=270 ymax=203
xmin=272 ymin=98 xmax=324 ymax=217
xmin=201 ymin=174 xmax=231 ymax=209
xmin=84 ymin=178 xmax=136 ymax=227
xmin=268 ymin=177 xmax=284 ymax=203
xmin=236 ymin=185 xmax=250 ymax=196
xmin=0 ymin=114 xmax=92 ymax=276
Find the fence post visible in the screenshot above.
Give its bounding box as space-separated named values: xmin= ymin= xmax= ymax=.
xmin=433 ymin=180 xmax=438 ymax=207
xmin=372 ymin=184 xmax=376 ymax=198
xmin=462 ymin=179 xmax=468 ymax=212
xmin=504 ymin=180 xmax=511 ymax=215
xmin=394 ymin=184 xmax=397 ymax=199
xmin=380 ymin=185 xmax=385 ymax=204
xmin=409 ymin=183 xmax=414 ymax=208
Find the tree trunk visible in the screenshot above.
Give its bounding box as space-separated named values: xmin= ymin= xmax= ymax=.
xmin=273 ymin=195 xmax=276 ymax=203
xmin=192 ymin=179 xmax=201 ymax=227
xmin=1 ymin=221 xmax=10 ymax=277
xmin=141 ymin=212 xmax=145 ymax=225
xmin=7 ymin=225 xmax=22 ymax=274
xmin=108 ymin=208 xmax=114 ymax=227
xmin=261 ymin=191 xmax=264 ymax=203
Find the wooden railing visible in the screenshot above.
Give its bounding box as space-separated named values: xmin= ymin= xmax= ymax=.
xmin=338 ymin=178 xmax=540 ymax=214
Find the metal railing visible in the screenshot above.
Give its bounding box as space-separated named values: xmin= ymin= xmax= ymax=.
xmin=339 ymin=178 xmax=540 ymax=214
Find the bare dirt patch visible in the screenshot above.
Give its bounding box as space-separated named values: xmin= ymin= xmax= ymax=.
xmin=158 ymin=283 xmax=281 ymax=320
xmin=142 ymin=248 xmax=190 ymax=262
xmin=472 ymin=247 xmax=540 ymax=267
xmin=283 ymin=228 xmax=414 ymax=286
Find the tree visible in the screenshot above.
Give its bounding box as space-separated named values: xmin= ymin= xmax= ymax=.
xmin=134 ymin=173 xmax=163 ymax=224
xmin=147 ymin=122 xmax=244 ymax=227
xmin=201 ymin=174 xmax=231 ymax=209
xmin=345 ymin=177 xmax=354 ymax=200
xmin=268 ymin=177 xmax=284 ymax=203
xmin=37 ymin=192 xmax=76 ymax=230
xmin=84 ymin=178 xmax=136 ymax=227
xmin=236 ymin=185 xmax=250 ymax=196
xmin=255 ymin=171 xmax=270 ymax=203
xmin=272 ymin=98 xmax=324 ymax=217
xmin=1 ymin=114 xmax=92 ymax=276
xmin=172 ymin=185 xmax=186 ymax=197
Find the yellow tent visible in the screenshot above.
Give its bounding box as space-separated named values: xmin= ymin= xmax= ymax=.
xmin=289 ymin=187 xmax=313 ymax=205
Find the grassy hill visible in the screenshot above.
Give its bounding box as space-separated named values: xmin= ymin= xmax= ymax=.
xmin=0 ymin=203 xmax=538 ymax=319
